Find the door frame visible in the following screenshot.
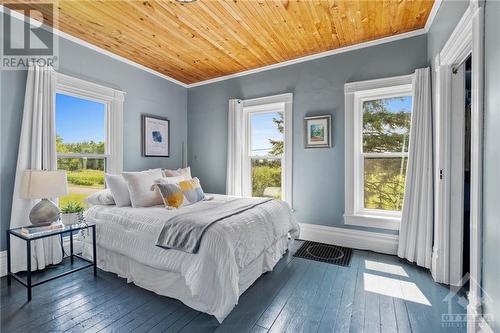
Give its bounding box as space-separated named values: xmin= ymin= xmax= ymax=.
xmin=432 ymin=1 xmax=485 ymax=331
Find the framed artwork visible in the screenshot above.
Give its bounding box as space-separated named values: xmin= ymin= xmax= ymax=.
xmin=304 ymin=115 xmax=332 ymax=148
xmin=142 ymin=114 xmax=170 ymax=157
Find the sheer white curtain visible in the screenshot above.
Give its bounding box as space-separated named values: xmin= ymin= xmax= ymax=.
xmin=397 ymin=67 xmax=433 ymax=268
xmin=9 ymin=64 xmax=62 ymax=273
xmin=226 ymin=99 xmax=244 ymax=196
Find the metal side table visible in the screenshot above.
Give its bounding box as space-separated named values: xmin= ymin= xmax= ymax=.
xmin=6 ymin=222 xmax=96 ymax=301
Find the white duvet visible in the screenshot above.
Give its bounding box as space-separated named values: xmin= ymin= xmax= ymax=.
xmin=82 ymin=194 xmax=299 ymax=321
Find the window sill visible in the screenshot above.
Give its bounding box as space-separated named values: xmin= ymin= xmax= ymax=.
xmin=344 ymin=213 xmax=400 ymax=231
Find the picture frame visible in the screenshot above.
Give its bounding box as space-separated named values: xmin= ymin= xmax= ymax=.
xmin=142 ymin=114 xmax=170 ymax=157
xmin=304 ymin=115 xmax=332 ymax=148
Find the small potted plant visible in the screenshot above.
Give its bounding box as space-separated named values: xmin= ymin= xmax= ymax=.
xmin=60 ymin=201 xmax=85 ymax=226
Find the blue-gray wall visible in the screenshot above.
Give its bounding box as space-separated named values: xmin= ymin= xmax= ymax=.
xmin=0 ymin=19 xmax=187 ymax=251
xmin=187 ymin=35 xmax=428 ymax=234
xmin=482 ymin=1 xmax=500 ymax=330
xmin=426 ymin=0 xmax=469 ymax=63
xmin=426 ymin=0 xmax=469 ymax=167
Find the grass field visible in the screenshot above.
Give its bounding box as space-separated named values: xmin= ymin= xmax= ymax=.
xmin=66 ymin=169 xmax=104 ymax=186
xmin=60 ymin=192 xmax=89 ymax=208
xmin=60 ymin=169 xmax=104 ymax=208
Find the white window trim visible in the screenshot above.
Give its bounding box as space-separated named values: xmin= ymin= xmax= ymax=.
xmin=241 ymin=93 xmax=293 ymax=206
xmin=344 ymin=75 xmax=414 ymax=230
xmin=55 ymin=73 xmax=125 ymax=174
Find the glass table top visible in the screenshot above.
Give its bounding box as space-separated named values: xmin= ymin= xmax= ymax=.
xmin=8 ymin=221 xmax=93 ymax=240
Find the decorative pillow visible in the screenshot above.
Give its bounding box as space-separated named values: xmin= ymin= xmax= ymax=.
xmin=85 ymin=189 xmax=115 ymax=206
xmin=122 ymin=169 xmax=164 ymax=207
xmin=163 ymin=166 xmax=191 ymax=180
xmin=154 ymin=177 xmax=206 ymax=209
xmin=105 ymin=174 xmax=131 ymax=207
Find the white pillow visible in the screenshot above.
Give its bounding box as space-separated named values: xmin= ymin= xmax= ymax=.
xmin=157 ymin=175 xmax=185 ymax=185
xmin=105 ymin=174 xmax=131 ymax=207
xmin=85 ymin=189 xmax=115 ymax=206
xmin=122 ymin=169 xmax=164 ymax=207
xmin=163 ymin=166 xmax=191 ymax=180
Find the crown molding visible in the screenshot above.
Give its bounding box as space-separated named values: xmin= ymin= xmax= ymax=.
xmin=56 ymin=30 xmax=189 ymax=88
xmin=0 ymin=5 xmax=189 ymax=88
xmin=424 ymin=0 xmax=443 ymax=32
xmin=189 ymin=0 xmax=441 ymax=88
xmin=2 ymin=2 xmax=442 ymax=89
xmin=187 ymin=29 xmax=427 ymax=88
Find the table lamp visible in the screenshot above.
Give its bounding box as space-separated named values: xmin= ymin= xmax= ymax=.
xmin=21 ymin=170 xmax=68 ymax=226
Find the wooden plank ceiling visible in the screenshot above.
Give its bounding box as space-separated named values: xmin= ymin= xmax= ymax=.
xmin=7 ymin=0 xmax=435 ymax=84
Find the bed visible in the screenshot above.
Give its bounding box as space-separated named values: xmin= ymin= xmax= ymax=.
xmin=80 ymin=194 xmax=299 ymax=322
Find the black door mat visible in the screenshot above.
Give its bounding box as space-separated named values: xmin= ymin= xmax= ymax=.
xmin=294 ymin=241 xmax=352 ymax=266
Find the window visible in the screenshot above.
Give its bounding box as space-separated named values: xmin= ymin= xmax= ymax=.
xmin=249 ymin=110 xmax=283 ymax=199
xmin=56 ymin=93 xmax=106 ymax=207
xmin=362 ymin=96 xmax=412 ymax=211
xmin=55 ymin=73 xmax=124 ymax=207
xmin=344 ymin=75 xmax=413 ymax=230
xmin=242 ymin=94 xmax=293 ymax=205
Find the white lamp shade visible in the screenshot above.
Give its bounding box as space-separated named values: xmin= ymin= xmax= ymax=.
xmin=21 ymin=170 xmax=68 ymax=199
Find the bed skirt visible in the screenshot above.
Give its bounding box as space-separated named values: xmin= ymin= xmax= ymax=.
xmin=81 ymin=236 xmax=291 ymax=322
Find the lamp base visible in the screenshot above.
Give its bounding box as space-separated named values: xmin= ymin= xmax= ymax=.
xmin=29 ymin=198 xmax=60 ymax=226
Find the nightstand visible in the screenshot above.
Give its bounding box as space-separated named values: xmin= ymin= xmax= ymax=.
xmin=6 ymin=222 xmax=96 ymax=301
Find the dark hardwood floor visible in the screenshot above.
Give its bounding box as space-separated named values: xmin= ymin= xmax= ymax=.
xmin=0 ymin=241 xmax=467 ymax=333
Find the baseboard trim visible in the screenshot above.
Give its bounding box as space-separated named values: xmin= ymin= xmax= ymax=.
xmin=0 ymin=251 xmax=6 ymax=277
xmin=299 ymin=223 xmax=399 ymax=255
xmin=0 ymin=236 xmax=82 ymax=277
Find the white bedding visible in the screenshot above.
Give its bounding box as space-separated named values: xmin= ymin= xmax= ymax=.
xmin=81 ymin=194 xmax=299 ymax=322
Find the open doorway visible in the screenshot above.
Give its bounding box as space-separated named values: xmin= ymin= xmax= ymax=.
xmin=433 ymin=5 xmax=485 ymax=329
xmin=448 ymin=55 xmax=472 ymax=286
xmin=462 ymin=56 xmax=472 ymax=278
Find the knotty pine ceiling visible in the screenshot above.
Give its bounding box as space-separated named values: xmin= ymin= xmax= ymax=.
xmin=6 ymin=0 xmax=435 ymax=84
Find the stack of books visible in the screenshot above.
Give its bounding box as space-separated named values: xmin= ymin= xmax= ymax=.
xmin=21 ymin=222 xmax=64 ymax=235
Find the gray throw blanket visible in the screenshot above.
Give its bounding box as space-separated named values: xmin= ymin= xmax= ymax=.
xmin=156 ymin=198 xmax=272 ymax=253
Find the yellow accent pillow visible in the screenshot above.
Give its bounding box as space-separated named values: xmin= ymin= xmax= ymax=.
xmin=154 ymin=177 xmax=206 ymax=209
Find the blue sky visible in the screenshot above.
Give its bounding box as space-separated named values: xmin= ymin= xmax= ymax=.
xmin=363 ymin=96 xmax=413 ymax=140
xmin=56 ymin=93 xmax=105 ymax=143
xmin=251 ymin=112 xmax=283 ymax=156
xmin=382 ymin=96 xmax=412 ymax=113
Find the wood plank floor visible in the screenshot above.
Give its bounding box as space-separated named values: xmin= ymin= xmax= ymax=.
xmin=0 ymin=241 xmax=467 ymax=333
